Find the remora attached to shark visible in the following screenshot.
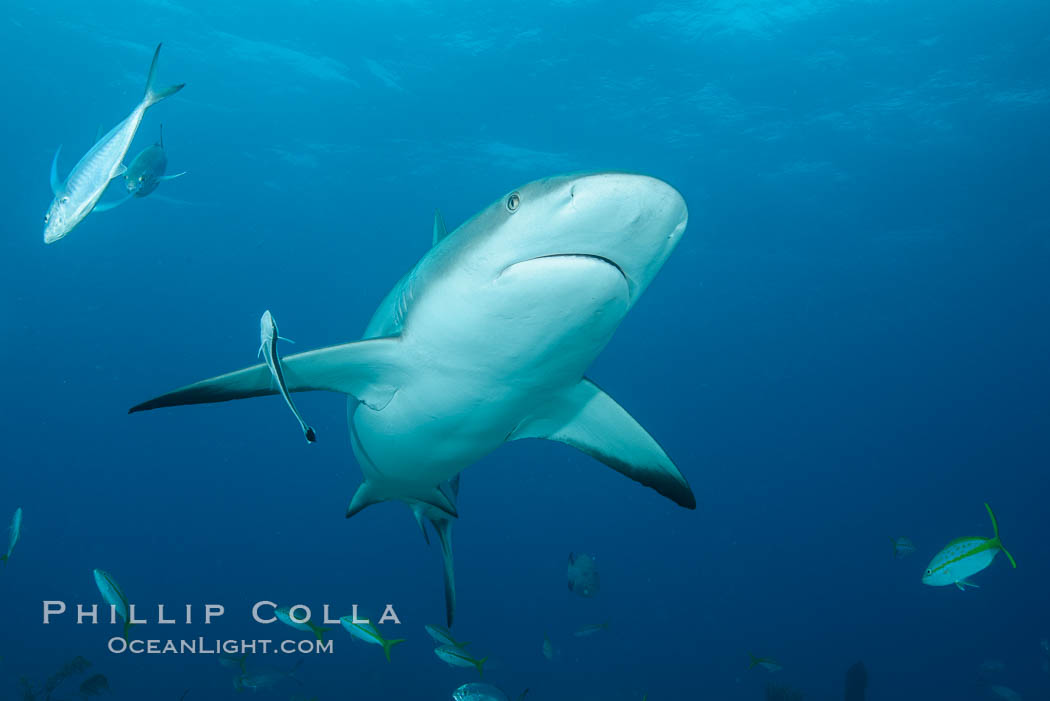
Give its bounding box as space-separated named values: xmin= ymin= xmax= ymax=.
xmin=130 ymin=172 xmax=695 ymax=623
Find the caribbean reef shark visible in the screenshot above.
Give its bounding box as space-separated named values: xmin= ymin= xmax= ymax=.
xmin=130 ymin=172 xmax=695 ymax=624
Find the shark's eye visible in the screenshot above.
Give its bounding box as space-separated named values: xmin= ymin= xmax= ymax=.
xmin=506 ymin=192 xmax=520 ymax=212
xmin=60 ymin=196 xmax=69 ymax=204
xmin=139 ymin=176 xmax=145 ymax=182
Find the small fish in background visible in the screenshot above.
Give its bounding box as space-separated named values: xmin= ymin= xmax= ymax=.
xmin=434 ymin=644 xmax=488 ymax=677
xmin=453 ymin=682 xmax=510 ymax=701
xmin=425 ymin=623 xmax=467 ymax=648
xmin=218 ymin=652 xmax=247 ymax=674
xmin=275 ymin=606 xmax=329 ymax=641
xmin=78 ymin=673 xmax=109 ymax=696
xmin=259 ymin=310 xmax=316 ymax=443
xmin=982 ymin=683 xmax=1022 ymax=701
xmin=124 ymin=124 xmax=185 ymax=198
xmin=35 ymin=656 xmax=92 ymax=698
xmin=844 ymin=660 xmax=867 ymax=701
xmin=978 ymin=659 xmax=1006 ymax=678
xmin=340 ymin=616 xmax=405 ymax=661
xmin=567 ymin=552 xmax=600 ymax=597
xmin=922 ymin=503 xmax=1017 ymax=591
xmin=573 ymin=622 xmax=610 ymax=637
xmin=93 ymin=569 xmax=133 ymax=640
xmin=1 ymin=506 xmax=22 ymax=565
xmin=891 ymin=536 xmax=916 ymax=559
xmin=234 ymin=660 xmax=302 ymax=692
xmin=748 ymin=654 xmax=783 ymax=672
xmin=43 ymin=43 xmax=184 ymax=244
xmin=542 ymin=633 xmax=554 ymax=660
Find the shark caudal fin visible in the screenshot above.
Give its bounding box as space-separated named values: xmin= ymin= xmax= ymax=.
xmin=410 ymin=504 xmax=431 ymax=545
xmin=129 ymin=336 xmax=405 ymax=414
xmin=984 ymin=502 xmax=1017 ymax=568
xmin=142 ymin=43 xmax=185 ymax=109
xmin=511 ymin=378 xmax=695 ymax=509
xmin=433 ymin=515 xmax=457 ymax=628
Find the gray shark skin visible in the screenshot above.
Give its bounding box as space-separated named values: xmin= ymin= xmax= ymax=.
xmin=130 ymin=172 xmax=695 ymax=619
xmin=44 ymin=44 xmax=184 ymax=243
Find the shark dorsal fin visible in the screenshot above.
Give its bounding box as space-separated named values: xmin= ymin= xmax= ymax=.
xmin=432 ymin=209 xmax=448 ymax=246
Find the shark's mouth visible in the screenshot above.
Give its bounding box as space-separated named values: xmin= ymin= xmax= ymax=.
xmin=511 ymin=253 xmax=629 ymax=287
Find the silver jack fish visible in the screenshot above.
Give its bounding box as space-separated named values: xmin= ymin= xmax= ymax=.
xmin=44 ymin=43 xmax=184 ymax=244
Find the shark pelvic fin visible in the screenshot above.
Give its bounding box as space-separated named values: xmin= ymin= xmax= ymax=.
xmin=411 ymin=504 xmax=431 ymax=545
xmin=511 ymin=378 xmax=695 ymax=509
xmin=129 ymin=336 xmax=404 ymax=414
xmin=347 ymin=481 xmax=457 ymax=520
xmin=433 ymin=209 xmax=448 ymax=246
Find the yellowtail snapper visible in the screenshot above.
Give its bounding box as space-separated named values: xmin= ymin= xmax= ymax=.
xmin=1 ymin=506 xmax=22 ymax=565
xmin=434 ymin=644 xmax=488 ymax=677
xmin=922 ymin=503 xmax=1016 ymax=591
xmin=340 ymin=617 xmax=405 ymax=661
xmin=275 ymin=605 xmax=329 ymax=641
xmin=93 ymin=568 xmax=133 ymax=640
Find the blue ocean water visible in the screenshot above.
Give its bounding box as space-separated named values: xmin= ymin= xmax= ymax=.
xmin=1 ymin=0 xmax=1049 ymax=699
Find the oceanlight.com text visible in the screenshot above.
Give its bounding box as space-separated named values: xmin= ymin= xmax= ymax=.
xmin=107 ymin=637 xmax=334 ymax=655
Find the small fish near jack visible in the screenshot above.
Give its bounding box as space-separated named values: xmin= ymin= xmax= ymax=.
xmin=891 ymin=536 xmax=916 ymax=559
xmin=44 ymin=43 xmax=184 ymax=244
xmin=748 ymin=654 xmax=783 ymax=672
xmin=259 ymin=310 xmax=316 ymax=443
xmin=922 ymin=502 xmax=1016 ymax=591
xmin=124 ymin=124 xmax=185 ymax=198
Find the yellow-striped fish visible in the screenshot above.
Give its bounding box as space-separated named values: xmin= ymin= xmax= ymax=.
xmin=922 ymin=503 xmax=1017 ymax=591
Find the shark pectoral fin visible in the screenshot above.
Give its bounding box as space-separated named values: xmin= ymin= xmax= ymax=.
xmin=282 ymin=337 xmax=403 ymax=410
xmin=158 ymin=172 xmax=186 ymax=181
xmin=433 ymin=209 xmax=448 ymax=246
xmin=129 ymin=337 xmax=404 ymax=414
xmin=112 ymin=163 xmax=127 ymax=179
xmin=92 ymin=193 xmax=133 ymax=213
xmin=512 ymin=378 xmax=696 ymax=509
xmin=433 ymin=517 xmax=457 ymax=627
xmin=50 ymin=146 xmax=63 ymax=195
